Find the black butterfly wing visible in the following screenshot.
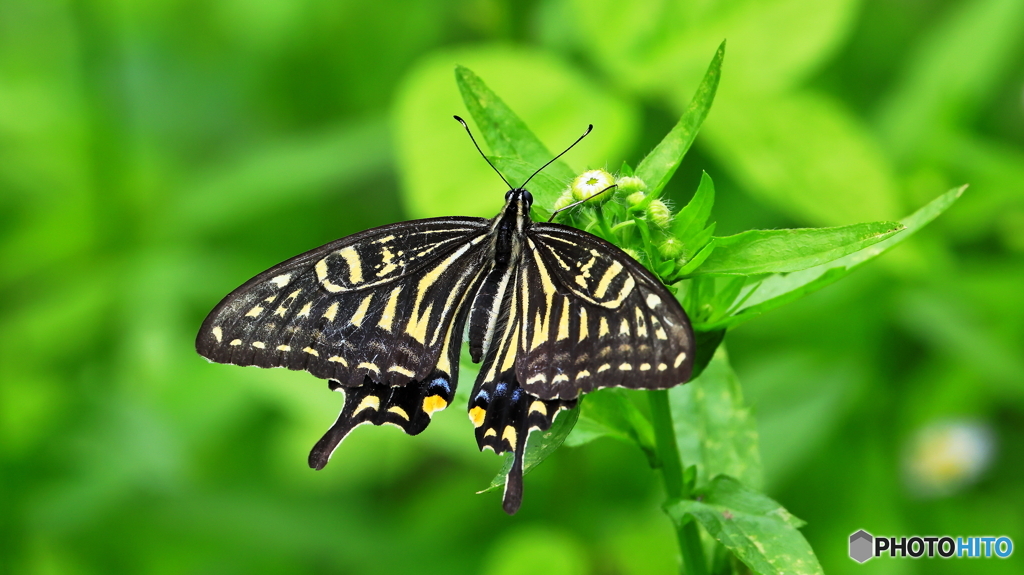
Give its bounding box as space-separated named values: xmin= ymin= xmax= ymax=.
xmin=196 ymin=216 xmax=490 ymax=387
xmin=197 ymin=217 xmax=493 ymax=469
xmin=516 ymin=223 xmax=695 ymax=400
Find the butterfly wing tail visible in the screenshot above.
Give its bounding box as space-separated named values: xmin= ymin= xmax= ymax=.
xmin=308 ymin=372 xmax=457 ymax=470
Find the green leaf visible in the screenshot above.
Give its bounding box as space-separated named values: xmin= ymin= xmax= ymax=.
xmin=671 ymin=347 xmax=762 ymax=490
xmin=665 ymin=476 xmax=822 ymax=575
xmin=698 ymin=186 xmax=966 ymax=331
xmin=393 ymin=47 xmax=638 ymax=219
xmin=672 ymin=171 xmax=717 ymax=257
xmin=456 ymin=66 xmax=576 ymax=183
xmin=694 ymin=221 xmax=905 ymax=276
xmin=563 ymin=389 xmax=657 ymax=463
xmin=480 ymin=406 xmax=580 ymax=494
xmin=636 ymin=41 xmax=724 ymax=196
xmin=489 ymin=156 xmax=566 ymax=219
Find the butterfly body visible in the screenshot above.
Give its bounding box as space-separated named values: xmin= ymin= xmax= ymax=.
xmin=197 ymin=185 xmax=694 ymax=514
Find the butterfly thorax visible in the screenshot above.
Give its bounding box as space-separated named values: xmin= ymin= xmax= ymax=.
xmin=468 ymin=188 xmax=534 ymax=363
xmin=490 ymin=188 xmax=533 ymax=267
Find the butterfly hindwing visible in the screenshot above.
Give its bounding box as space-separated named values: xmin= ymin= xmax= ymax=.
xmin=515 ymin=223 xmax=694 ymax=400
xmin=196 ymin=217 xmax=490 ymax=387
xmin=466 ymin=285 xmax=577 ymax=514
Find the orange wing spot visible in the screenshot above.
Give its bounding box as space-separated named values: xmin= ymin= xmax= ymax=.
xmin=422 ymin=395 xmax=448 ymax=416
xmin=469 ymin=406 xmax=486 ymax=428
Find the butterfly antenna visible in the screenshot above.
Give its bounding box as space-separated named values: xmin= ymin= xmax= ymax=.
xmin=521 ymin=124 xmax=593 ymax=189
xmin=547 ymin=184 xmax=617 ymax=222
xmin=453 ymin=115 xmax=513 ymax=190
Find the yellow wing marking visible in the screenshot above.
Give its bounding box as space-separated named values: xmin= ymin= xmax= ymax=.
xmin=377 ymin=285 xmax=403 ymax=332
xmin=387 ymin=406 xmax=409 ymax=420
xmin=556 ymin=296 xmax=570 ymax=341
xmin=349 ymin=294 xmax=373 ymax=327
xmin=469 ymin=406 xmax=486 ymax=427
xmin=388 ymin=366 xmax=415 ymax=377
xmin=594 ymin=260 xmax=623 ymax=298
xmin=422 ymin=395 xmax=448 ymax=416
xmin=354 ymin=396 xmax=379 ymax=415
xmin=338 ymin=247 xmax=363 ymax=284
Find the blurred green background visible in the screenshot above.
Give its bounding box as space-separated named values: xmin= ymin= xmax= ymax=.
xmin=2 ymin=0 xmax=1023 ymax=573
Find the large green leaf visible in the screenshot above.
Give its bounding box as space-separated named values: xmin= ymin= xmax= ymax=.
xmin=665 ymin=476 xmax=822 ymax=575
xmin=671 ymin=348 xmax=762 ymax=490
xmin=697 ymin=185 xmax=965 ymax=331
xmin=393 ymin=46 xmax=638 ymax=219
xmin=694 ymin=221 xmax=904 ymax=276
xmin=635 ymin=42 xmax=724 ymax=197
xmin=456 ymin=66 xmax=575 ymax=183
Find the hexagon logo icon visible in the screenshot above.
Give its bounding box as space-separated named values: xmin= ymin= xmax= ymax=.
xmin=849 ymin=530 xmax=874 ymax=563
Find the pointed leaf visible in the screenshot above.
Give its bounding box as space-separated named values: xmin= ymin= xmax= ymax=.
xmin=699 ymin=186 xmax=965 ymax=331
xmin=694 ymin=221 xmax=905 ymax=276
xmin=456 ymin=66 xmax=575 ymax=182
xmin=672 ymin=171 xmax=716 ymax=250
xmin=665 ymin=476 xmax=822 ymax=575
xmin=636 ymin=41 xmax=724 ymax=196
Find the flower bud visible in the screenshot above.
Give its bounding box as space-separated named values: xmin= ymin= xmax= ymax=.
xmin=616 ymin=176 xmax=647 ymax=196
xmin=657 ymin=237 xmax=685 ymax=259
xmin=647 ymin=199 xmax=672 ymax=228
xmin=571 ymin=169 xmax=615 ymax=203
xmin=552 ymin=190 xmax=576 ymax=212
xmin=626 ymin=191 xmax=646 ymax=207
xmin=622 ymin=248 xmax=643 ymax=262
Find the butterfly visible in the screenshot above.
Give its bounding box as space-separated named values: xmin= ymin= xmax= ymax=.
xmin=196 ymin=117 xmax=695 ymax=514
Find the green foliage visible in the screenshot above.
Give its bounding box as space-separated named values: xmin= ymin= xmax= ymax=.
xmin=3 ymin=1 xmax=1021 ymax=574
xmin=455 ymin=54 xmax=958 ymax=573
xmin=695 ymin=221 xmax=905 ymax=276
xmin=635 ymin=41 xmax=725 ymax=197
xmin=666 ymin=476 xmax=823 ymax=575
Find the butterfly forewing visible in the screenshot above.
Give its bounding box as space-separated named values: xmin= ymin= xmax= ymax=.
xmin=196 ymin=217 xmax=490 ymax=387
xmin=515 ymin=223 xmax=694 ymax=400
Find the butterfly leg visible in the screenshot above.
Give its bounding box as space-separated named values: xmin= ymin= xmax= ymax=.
xmin=308 ymin=370 xmax=456 ymax=470
xmin=468 ymin=377 xmax=576 ymax=514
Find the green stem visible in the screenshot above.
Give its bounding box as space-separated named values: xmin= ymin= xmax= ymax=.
xmin=649 ymin=389 xmax=707 ymax=575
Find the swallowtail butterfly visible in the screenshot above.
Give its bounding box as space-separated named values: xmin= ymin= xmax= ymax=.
xmin=196 ymin=117 xmax=695 ymax=514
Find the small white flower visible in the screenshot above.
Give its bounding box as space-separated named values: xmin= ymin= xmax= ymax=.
xmin=904 ymin=420 xmax=995 ymax=497
xmin=571 ymin=169 xmax=615 ymax=203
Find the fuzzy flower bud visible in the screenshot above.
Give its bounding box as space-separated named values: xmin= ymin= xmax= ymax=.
xmin=571 ymin=169 xmax=615 ymax=203
xmin=626 ymin=191 xmax=647 ymax=207
xmin=622 ymin=248 xmax=643 ymax=262
xmin=616 ymin=176 xmax=647 ymax=196
xmin=552 ymin=190 xmax=576 ymax=212
xmin=647 ymin=199 xmax=673 ymax=228
xmin=657 ymin=237 xmax=685 ymax=259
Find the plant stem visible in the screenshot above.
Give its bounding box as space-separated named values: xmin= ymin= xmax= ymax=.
xmin=649 ymin=389 xmax=707 ymax=575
